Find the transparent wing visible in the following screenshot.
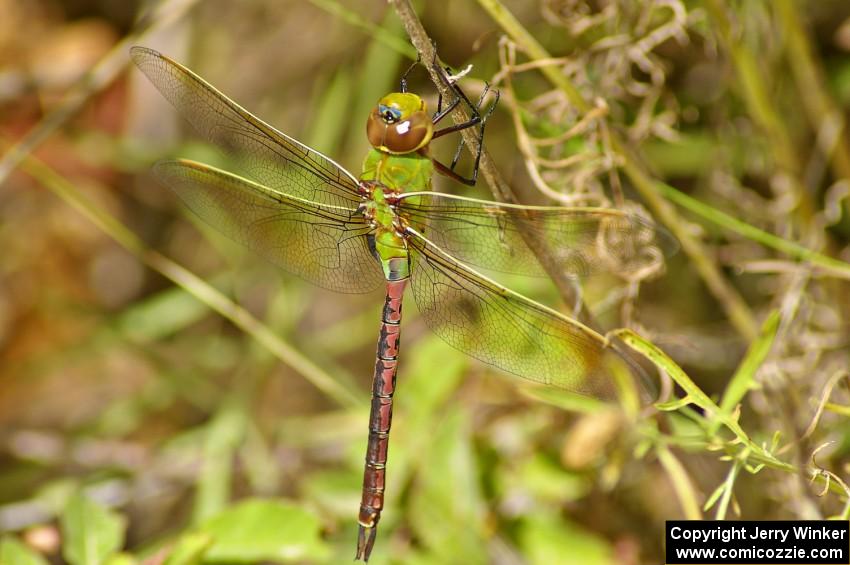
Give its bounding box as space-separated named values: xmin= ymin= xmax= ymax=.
xmin=398 ymin=192 xmax=677 ymax=277
xmin=407 ymin=229 xmax=615 ymax=395
xmin=155 ymin=159 xmax=383 ymax=293
xmin=131 ymin=46 xmax=362 ymax=209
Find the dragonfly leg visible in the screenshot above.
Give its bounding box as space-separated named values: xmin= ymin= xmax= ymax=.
xmin=431 ymin=86 xmax=500 ymax=186
xmin=427 ymin=58 xmax=500 ymax=186
xmin=431 ymin=113 xmax=480 ymax=140
xmin=356 ymin=279 xmax=408 ymax=562
xmin=399 ymin=56 xmax=421 ymax=94
xmin=432 ymin=94 xmax=461 ymax=124
xmin=431 ymin=157 xmax=477 ymax=186
xmin=449 ymin=84 xmax=498 ymax=166
xmin=431 ymin=63 xmax=481 ymax=132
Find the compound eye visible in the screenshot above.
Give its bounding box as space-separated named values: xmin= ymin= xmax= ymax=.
xmin=367 ymin=106 xmax=433 ymax=153
xmin=378 ymin=104 xmax=402 ymax=124
xmin=382 ymin=110 xmax=431 ymax=153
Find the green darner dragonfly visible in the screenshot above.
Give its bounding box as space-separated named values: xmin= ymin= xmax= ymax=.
xmin=130 ymin=46 xmax=674 ymax=562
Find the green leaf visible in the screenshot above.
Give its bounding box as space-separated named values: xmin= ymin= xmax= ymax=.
xmin=306 ymin=69 xmax=354 ymax=156
xmin=0 ymin=536 xmax=49 ymax=565
xmin=103 ymin=554 xmax=136 ymax=565
xmin=712 ymin=459 xmax=743 ymax=520
xmin=163 ymin=532 xmax=213 ymax=565
xmin=199 ymin=499 xmax=328 ymax=563
xmin=301 ymin=469 xmax=361 ymax=519
xmin=519 ymin=513 xmax=613 ymax=565
xmin=520 ymin=386 xmax=609 ymax=414
xmin=517 ymin=454 xmax=589 ymax=503
xmin=703 ymin=482 xmax=727 ymax=512
xmin=408 ymin=407 xmax=488 ymax=564
xmin=61 ymin=492 xmax=126 ymax=565
xmin=192 ymin=404 xmax=246 ymax=524
xmin=713 ymin=310 xmax=780 ymax=432
xmin=612 ymin=329 xmax=756 ymax=447
xmin=118 ymin=283 xmax=213 ymax=343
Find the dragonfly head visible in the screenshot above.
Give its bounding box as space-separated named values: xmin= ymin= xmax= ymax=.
xmin=367 ymin=92 xmax=433 ymax=155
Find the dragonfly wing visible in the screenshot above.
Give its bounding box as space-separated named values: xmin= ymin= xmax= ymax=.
xmin=131 ymin=46 xmax=362 ymax=209
xmin=156 ymin=159 xmax=383 ymax=293
xmin=407 ymin=229 xmax=615 ymax=396
xmin=398 ymin=193 xmax=676 ymax=277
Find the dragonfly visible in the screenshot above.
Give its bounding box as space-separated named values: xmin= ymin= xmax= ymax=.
xmin=130 ymin=46 xmax=674 ymax=561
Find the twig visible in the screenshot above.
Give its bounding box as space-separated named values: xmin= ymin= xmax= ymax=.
xmin=800 ymin=371 xmax=849 ymax=443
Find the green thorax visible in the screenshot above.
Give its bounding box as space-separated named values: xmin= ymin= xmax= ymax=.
xmin=361 ymin=149 xmax=433 ymax=281
xmin=361 ymin=148 xmax=433 ymax=191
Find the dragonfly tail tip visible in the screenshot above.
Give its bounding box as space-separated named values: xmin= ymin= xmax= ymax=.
xmin=355 ymin=524 xmax=377 ymax=562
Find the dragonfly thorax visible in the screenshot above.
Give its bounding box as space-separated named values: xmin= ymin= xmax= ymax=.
xmin=358 ymin=181 xmax=411 ymax=281
xmin=367 ymin=92 xmax=433 ymax=154
xmin=360 ymin=182 xmax=404 ymax=232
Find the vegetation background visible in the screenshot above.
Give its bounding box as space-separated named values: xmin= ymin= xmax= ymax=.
xmin=1 ymin=0 xmax=849 ymax=563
